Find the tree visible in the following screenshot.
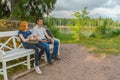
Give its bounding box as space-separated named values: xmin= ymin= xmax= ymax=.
xmin=10 ymin=0 xmax=19 ymax=14
xmin=73 ymin=7 xmax=89 ymax=20
xmin=72 ymin=7 xmax=90 ymax=40
xmin=11 ymin=0 xmax=57 ymax=21
xmin=0 ymin=0 xmax=57 ymax=20
xmin=0 ymin=0 xmax=10 ymax=18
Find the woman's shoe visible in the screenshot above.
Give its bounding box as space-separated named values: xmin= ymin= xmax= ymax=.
xmin=34 ymin=64 xmax=42 ymax=74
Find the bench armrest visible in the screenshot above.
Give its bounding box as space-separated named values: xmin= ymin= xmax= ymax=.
xmin=0 ymin=50 xmax=5 ymax=56
xmin=0 ymin=43 xmax=6 ymax=56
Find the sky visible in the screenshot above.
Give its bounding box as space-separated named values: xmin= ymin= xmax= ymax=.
xmin=51 ymin=0 xmax=120 ymax=21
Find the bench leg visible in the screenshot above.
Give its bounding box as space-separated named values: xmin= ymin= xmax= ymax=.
xmin=58 ymin=40 xmax=60 ymax=56
xmin=44 ymin=53 xmax=47 ymax=62
xmin=27 ymin=55 xmax=31 ymax=70
xmin=3 ymin=61 xmax=8 ymax=80
xmin=58 ymin=46 xmax=60 ymax=56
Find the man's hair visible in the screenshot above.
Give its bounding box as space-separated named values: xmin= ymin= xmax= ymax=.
xmin=35 ymin=17 xmax=43 ymax=24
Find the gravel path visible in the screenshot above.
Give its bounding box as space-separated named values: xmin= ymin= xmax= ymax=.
xmin=17 ymin=44 xmax=120 ymax=80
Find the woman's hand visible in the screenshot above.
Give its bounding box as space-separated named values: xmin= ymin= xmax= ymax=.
xmin=28 ymin=35 xmax=38 ymax=41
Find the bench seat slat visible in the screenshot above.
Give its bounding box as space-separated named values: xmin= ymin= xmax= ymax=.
xmin=1 ymin=44 xmax=54 ymax=62
xmin=1 ymin=48 xmax=35 ymax=62
xmin=0 ymin=31 xmax=18 ymax=37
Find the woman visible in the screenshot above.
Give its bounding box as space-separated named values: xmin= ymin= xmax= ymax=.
xmin=18 ymin=21 xmax=44 ymax=74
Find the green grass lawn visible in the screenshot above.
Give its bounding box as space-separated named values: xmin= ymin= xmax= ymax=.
xmin=60 ymin=33 xmax=120 ymax=55
xmin=77 ymin=36 xmax=120 ymax=55
xmin=57 ymin=33 xmax=75 ymax=43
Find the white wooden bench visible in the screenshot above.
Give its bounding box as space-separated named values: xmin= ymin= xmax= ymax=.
xmin=0 ymin=31 xmax=60 ymax=80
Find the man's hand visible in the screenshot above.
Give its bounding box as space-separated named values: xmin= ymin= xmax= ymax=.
xmin=42 ymin=39 xmax=49 ymax=42
xmin=37 ymin=38 xmax=48 ymax=42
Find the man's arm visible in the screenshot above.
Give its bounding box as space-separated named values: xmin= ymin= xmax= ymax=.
xmin=46 ymin=29 xmax=53 ymax=38
xmin=45 ymin=34 xmax=53 ymax=40
xmin=32 ymin=27 xmax=38 ymax=36
xmin=35 ymin=35 xmax=48 ymax=42
xmin=32 ymin=27 xmax=43 ymax=41
xmin=45 ymin=34 xmax=54 ymax=43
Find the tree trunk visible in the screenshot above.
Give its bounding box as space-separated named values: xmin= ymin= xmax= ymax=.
xmin=10 ymin=0 xmax=19 ymax=19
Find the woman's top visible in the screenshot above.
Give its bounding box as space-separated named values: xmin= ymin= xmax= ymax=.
xmin=18 ymin=30 xmax=32 ymax=47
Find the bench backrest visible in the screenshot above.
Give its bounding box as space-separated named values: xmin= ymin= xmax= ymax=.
xmin=0 ymin=31 xmax=22 ymax=57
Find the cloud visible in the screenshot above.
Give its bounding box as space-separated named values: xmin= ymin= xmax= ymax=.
xmin=55 ymin=0 xmax=108 ymax=11
xmin=103 ymin=0 xmax=117 ymax=8
xmin=90 ymin=5 xmax=120 ymax=17
xmin=51 ymin=0 xmax=120 ymax=21
xmin=52 ymin=10 xmax=73 ymax=18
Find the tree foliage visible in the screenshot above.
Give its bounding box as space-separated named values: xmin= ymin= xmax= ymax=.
xmin=0 ymin=0 xmax=10 ymax=18
xmin=12 ymin=0 xmax=57 ymax=21
xmin=0 ymin=0 xmax=57 ymax=21
xmin=73 ymin=7 xmax=89 ymax=20
xmin=72 ymin=7 xmax=90 ymax=40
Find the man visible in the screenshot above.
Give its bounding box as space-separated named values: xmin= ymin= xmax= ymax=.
xmin=32 ymin=18 xmax=60 ymax=64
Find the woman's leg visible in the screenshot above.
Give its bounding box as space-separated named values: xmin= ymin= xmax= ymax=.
xmin=25 ymin=44 xmax=40 ymax=66
xmin=25 ymin=44 xmax=42 ymax=74
xmin=36 ymin=43 xmax=45 ymax=60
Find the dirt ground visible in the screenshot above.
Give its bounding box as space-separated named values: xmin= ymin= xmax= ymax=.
xmin=17 ymin=44 xmax=120 ymax=80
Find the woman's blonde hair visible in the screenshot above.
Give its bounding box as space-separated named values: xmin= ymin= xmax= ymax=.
xmin=19 ymin=21 xmax=28 ymax=31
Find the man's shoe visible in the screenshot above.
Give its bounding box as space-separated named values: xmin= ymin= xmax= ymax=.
xmin=48 ymin=61 xmax=53 ymax=64
xmin=34 ymin=64 xmax=42 ymax=74
xmin=52 ymin=57 xmax=61 ymax=60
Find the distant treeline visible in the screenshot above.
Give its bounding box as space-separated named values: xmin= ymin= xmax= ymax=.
xmin=45 ymin=17 xmax=120 ymax=27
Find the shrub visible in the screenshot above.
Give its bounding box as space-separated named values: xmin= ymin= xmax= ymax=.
xmin=107 ymin=29 xmax=120 ymax=38
xmin=48 ymin=27 xmax=60 ymax=38
xmin=44 ymin=17 xmax=60 ymax=38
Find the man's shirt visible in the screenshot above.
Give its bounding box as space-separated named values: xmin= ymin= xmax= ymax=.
xmin=32 ymin=25 xmax=47 ymax=39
